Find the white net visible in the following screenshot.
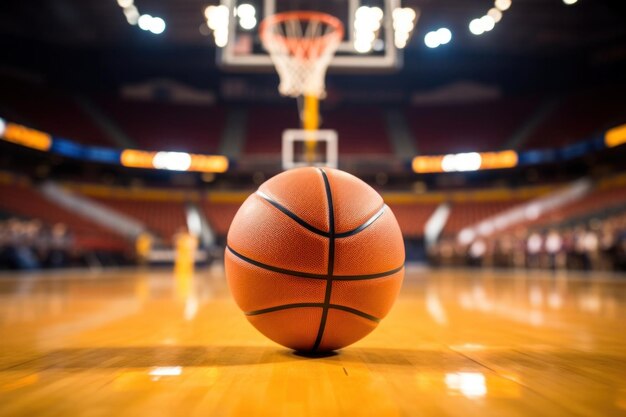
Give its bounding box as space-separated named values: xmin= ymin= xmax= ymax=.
xmin=260 ymin=12 xmax=344 ymax=98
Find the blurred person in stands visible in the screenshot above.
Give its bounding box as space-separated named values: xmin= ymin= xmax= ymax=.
xmin=599 ymin=221 xmax=617 ymax=270
xmin=492 ymin=237 xmax=506 ymax=267
xmin=5 ymin=218 xmax=40 ymax=270
xmin=526 ymin=231 xmax=543 ymax=268
xmin=616 ymin=221 xmax=626 ymax=271
xmin=562 ymin=228 xmax=576 ymax=269
xmin=545 ymin=229 xmax=564 ymax=270
xmin=48 ymin=223 xmax=71 ymax=268
xmin=468 ymin=239 xmax=487 ymax=267
xmin=572 ymin=225 xmax=588 ymax=270
xmin=512 ymin=228 xmax=527 ymax=268
xmin=25 ymin=219 xmax=47 ymax=265
xmin=438 ymin=239 xmax=455 ymax=266
xmin=582 ymin=225 xmax=600 ymax=271
xmin=499 ymin=235 xmax=515 ymax=268
xmin=0 ymin=221 xmax=9 ymax=269
xmin=453 ymin=240 xmax=467 ymax=266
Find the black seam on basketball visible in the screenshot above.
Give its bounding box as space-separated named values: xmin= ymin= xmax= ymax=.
xmin=327 ymin=304 xmax=380 ymax=323
xmin=226 ymin=245 xmax=404 ymax=280
xmin=335 ymin=205 xmax=387 ymax=238
xmin=244 ymin=303 xmax=381 ymax=323
xmin=255 ymin=190 xmax=330 ymax=237
xmin=312 ymin=168 xmax=335 ymax=352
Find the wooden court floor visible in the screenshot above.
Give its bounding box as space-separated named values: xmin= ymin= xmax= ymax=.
xmin=1 ymin=266 xmax=625 ymax=417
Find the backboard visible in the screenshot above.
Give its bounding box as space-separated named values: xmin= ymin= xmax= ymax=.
xmin=218 ymin=0 xmax=405 ymax=72
xmin=282 ymin=129 xmax=338 ymax=169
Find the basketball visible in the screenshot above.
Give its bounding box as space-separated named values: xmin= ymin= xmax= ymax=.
xmin=225 ymin=167 xmax=405 ymax=352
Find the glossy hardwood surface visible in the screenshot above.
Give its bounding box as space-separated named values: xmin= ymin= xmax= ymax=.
xmin=1 ymin=266 xmax=625 ymax=417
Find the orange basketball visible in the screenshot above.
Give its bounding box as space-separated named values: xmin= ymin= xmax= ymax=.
xmin=225 ymin=167 xmax=405 ymax=352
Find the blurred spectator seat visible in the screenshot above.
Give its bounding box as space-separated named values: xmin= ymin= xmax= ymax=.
xmin=0 ymin=181 xmax=129 ymax=252
xmin=96 ymin=97 xmax=226 ymax=153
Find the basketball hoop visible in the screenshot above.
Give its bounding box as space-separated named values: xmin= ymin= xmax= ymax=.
xmin=260 ymin=11 xmax=344 ymax=98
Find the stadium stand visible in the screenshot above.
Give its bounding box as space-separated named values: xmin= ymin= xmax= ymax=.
xmin=323 ymin=107 xmax=392 ymax=155
xmin=95 ymin=97 xmax=226 ymax=153
xmin=0 ymin=81 xmax=114 ymax=147
xmin=202 ymin=201 xmax=242 ymax=238
xmin=91 ymin=198 xmax=187 ymax=242
xmin=406 ymin=97 xmax=540 ymax=154
xmin=387 ymin=203 xmax=438 ymax=238
xmin=242 ymin=105 xmax=392 ymax=155
xmin=243 ymin=106 xmax=301 ymax=154
xmin=523 ymin=182 xmax=626 ymax=228
xmin=523 ymin=88 xmax=626 ymax=149
xmin=442 ymin=200 xmax=529 ymax=236
xmin=0 ymin=180 xmax=129 ymax=252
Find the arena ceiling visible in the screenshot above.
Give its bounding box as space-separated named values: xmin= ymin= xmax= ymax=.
xmin=0 ymin=0 xmax=625 ymax=94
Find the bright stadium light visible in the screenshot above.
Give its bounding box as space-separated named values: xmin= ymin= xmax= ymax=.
xmin=481 ymin=15 xmax=496 ymax=32
xmin=487 ymin=8 xmax=503 ymax=23
xmin=494 ymin=0 xmax=512 ymax=11
xmin=149 ymin=17 xmax=166 ymax=34
xmin=370 ymin=6 xmax=384 ymax=21
xmin=395 ymin=31 xmax=410 ymax=48
xmin=138 ymin=14 xmax=153 ymax=31
xmin=393 ymin=14 xmax=415 ymax=32
xmin=424 ymin=28 xmax=451 ymax=49
xmin=355 ymin=6 xmax=372 ymax=21
xmin=153 ymin=152 xmax=192 ymax=171
xmin=424 ymin=31 xmax=440 ymax=48
xmin=354 ymin=38 xmax=373 ymax=53
xmin=441 ymin=152 xmax=482 ymax=172
xmin=356 ymin=30 xmax=376 ymax=43
xmin=124 ymin=6 xmax=140 ymax=25
xmin=207 ymin=5 xmax=229 ymax=30
xmin=563 ymin=0 xmax=578 ymax=4
xmin=469 ymin=18 xmax=485 ymax=35
xmin=205 ymin=5 xmax=216 ymax=19
xmin=236 ymin=3 xmax=256 ymax=17
xmin=355 ymin=18 xmax=380 ymax=32
xmin=437 ymin=27 xmax=452 ymax=44
xmin=395 ymin=39 xmax=407 ymax=49
xmin=214 ymin=28 xmax=228 ymax=47
xmin=117 ymin=0 xmax=133 ymax=7
xmin=239 ymin=16 xmax=257 ymax=30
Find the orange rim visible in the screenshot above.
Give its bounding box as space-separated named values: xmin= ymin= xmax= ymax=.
xmin=260 ymin=11 xmax=344 ymax=59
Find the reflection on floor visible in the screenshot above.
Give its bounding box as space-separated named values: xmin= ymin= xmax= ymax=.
xmin=0 ymin=266 xmax=625 ymax=417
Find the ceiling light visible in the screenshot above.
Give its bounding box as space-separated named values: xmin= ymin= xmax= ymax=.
xmin=494 ymin=0 xmax=512 ymax=11
xmin=437 ymin=27 xmax=452 ymax=44
xmin=149 ymin=17 xmax=166 ymax=34
xmin=469 ymin=18 xmax=485 ymax=35
xmin=138 ymin=14 xmax=153 ymax=31
xmin=424 ymin=31 xmax=440 ymax=48
xmin=487 ymin=8 xmax=503 ymax=23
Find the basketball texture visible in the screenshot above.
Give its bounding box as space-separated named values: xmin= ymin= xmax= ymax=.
xmin=225 ymin=167 xmax=405 ymax=352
